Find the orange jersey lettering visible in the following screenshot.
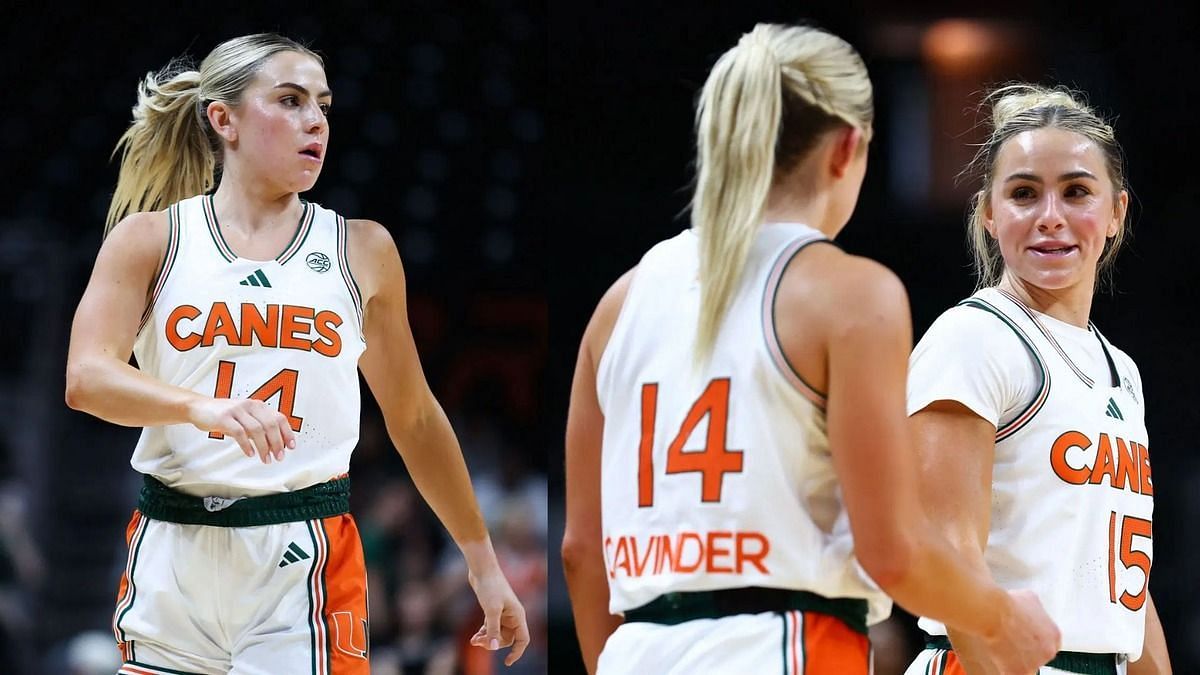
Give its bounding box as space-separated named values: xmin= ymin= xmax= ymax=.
xmin=1050 ymin=430 xmax=1150 ymax=495
xmin=164 ymin=302 xmax=344 ymax=356
xmin=604 ymin=530 xmax=771 ymax=579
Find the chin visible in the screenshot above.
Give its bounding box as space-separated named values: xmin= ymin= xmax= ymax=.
xmin=1017 ymin=269 xmax=1085 ymax=292
xmin=290 ymin=176 xmax=322 ymax=193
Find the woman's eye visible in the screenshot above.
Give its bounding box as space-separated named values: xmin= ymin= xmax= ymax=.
xmin=1011 ymin=186 xmax=1035 ymax=200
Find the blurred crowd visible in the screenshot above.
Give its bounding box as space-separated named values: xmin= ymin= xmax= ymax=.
xmin=354 ymin=403 xmax=548 ymax=675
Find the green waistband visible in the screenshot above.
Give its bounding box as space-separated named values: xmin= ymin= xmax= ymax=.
xmin=925 ymin=635 xmax=1117 ymax=674
xmin=138 ymin=474 xmax=350 ymax=527
xmin=624 ymin=588 xmax=868 ymax=635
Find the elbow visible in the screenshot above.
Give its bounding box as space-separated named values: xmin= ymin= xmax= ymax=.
xmin=65 ymin=358 xmax=109 ymax=413
xmin=561 ymin=531 xmax=602 ymax=580
xmin=64 ymin=360 xmax=92 ymax=411
xmin=387 ymin=396 xmax=441 ymax=446
xmin=856 ymin=532 xmax=916 ymax=592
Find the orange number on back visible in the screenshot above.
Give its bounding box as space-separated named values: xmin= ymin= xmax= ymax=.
xmin=637 ymin=384 xmax=658 ymax=507
xmin=208 ymin=360 xmax=304 ymax=439
xmin=637 ymin=378 xmax=743 ymax=507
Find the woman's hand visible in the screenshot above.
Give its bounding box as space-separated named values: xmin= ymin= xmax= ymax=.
xmin=467 ymin=566 xmax=530 ymax=666
xmin=187 ymin=397 xmax=296 ymax=463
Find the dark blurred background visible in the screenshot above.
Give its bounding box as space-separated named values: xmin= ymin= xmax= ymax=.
xmin=4 ymin=1 xmax=1198 ymax=673
xmin=1 ymin=2 xmax=545 ymax=674
xmin=547 ymin=1 xmax=1199 ymax=673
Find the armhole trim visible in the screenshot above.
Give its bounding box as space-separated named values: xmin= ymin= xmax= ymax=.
xmin=138 ymin=204 xmax=181 ymax=333
xmin=336 ymin=215 xmax=366 ymax=343
xmin=761 ymin=234 xmax=831 ymax=409
xmin=957 ymin=298 xmax=1051 ymax=441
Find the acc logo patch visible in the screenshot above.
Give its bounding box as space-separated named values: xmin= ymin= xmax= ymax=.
xmin=307 ymin=252 xmax=331 ymax=273
xmin=1122 ymin=376 xmax=1138 ymax=404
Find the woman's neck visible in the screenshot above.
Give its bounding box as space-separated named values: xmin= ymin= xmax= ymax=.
xmin=762 ymin=186 xmax=836 ymax=238
xmin=997 ymin=273 xmax=1095 ymax=329
xmin=211 ymin=167 xmax=301 ymax=234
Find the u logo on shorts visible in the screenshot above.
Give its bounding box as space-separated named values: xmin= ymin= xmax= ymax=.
xmin=331 ymin=611 xmax=368 ymax=659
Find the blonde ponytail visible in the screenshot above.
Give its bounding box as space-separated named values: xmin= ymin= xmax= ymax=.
xmin=690 ymin=24 xmax=873 ymax=361
xmin=106 ymin=62 xmax=214 ymax=235
xmin=105 ymin=34 xmax=323 ymax=236
xmin=692 ymin=26 xmax=782 ymax=361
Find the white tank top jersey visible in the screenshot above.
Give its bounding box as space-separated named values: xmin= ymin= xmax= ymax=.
xmin=131 ymin=194 xmax=367 ymax=498
xmin=908 ymin=287 xmax=1153 ymax=659
xmin=595 ymin=222 xmax=891 ymax=625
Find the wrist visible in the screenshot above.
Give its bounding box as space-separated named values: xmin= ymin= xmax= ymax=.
xmin=460 ymin=536 xmax=501 ymax=576
xmin=181 ymin=393 xmax=207 ymax=427
xmin=977 ymin=585 xmax=1011 ymax=641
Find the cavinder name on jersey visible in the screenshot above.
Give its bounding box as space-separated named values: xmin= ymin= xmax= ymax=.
xmin=131 ymin=195 xmax=366 ymax=498
xmin=605 ymin=526 xmax=772 ymax=580
xmin=596 ymin=223 xmax=891 ymax=625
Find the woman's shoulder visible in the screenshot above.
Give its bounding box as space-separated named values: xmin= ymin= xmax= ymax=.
xmin=338 ymin=218 xmax=396 ymax=300
xmin=342 ymin=217 xmax=392 ymax=245
xmin=104 ymin=209 xmax=171 ymax=255
xmin=779 ymin=247 xmax=908 ymax=324
xmin=914 ymin=298 xmax=1035 ymax=360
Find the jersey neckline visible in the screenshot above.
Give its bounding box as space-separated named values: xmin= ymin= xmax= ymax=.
xmin=992 ymin=287 xmax=1120 ymax=389
xmin=202 ymin=194 xmax=314 ymax=264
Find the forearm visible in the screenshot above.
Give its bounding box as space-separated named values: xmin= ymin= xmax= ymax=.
xmin=66 ymin=356 xmax=201 ymax=427
xmin=389 ymin=401 xmax=491 ymax=556
xmin=889 ymin=406 xmax=1015 ymax=645
xmin=877 ymin=524 xmax=1006 ymax=641
xmin=563 ymin=545 xmax=621 ymax=674
xmin=902 ymin=533 xmax=996 ymax=673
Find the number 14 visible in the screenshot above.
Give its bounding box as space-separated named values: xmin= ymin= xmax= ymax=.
xmin=207 ymin=360 xmax=304 ymax=439
xmin=637 ymin=379 xmax=744 ymax=507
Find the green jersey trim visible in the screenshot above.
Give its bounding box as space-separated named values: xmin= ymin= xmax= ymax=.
xmin=956 ymin=298 xmax=1052 ymax=442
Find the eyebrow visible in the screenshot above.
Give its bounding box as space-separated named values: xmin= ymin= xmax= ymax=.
xmin=1003 ymin=170 xmax=1098 ymax=183
xmin=274 ymin=82 xmax=333 ymax=99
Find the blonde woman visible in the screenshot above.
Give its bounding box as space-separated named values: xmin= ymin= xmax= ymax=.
xmin=905 ymin=84 xmax=1172 ymax=674
xmin=562 ymin=23 xmax=1059 ymax=675
xmin=65 ymin=33 xmax=528 ymax=674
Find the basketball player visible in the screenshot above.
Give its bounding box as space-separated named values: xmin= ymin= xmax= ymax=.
xmin=562 ymin=24 xmax=1060 ymax=675
xmin=905 ymin=84 xmax=1172 ymax=674
xmin=64 ymin=34 xmax=529 ymax=674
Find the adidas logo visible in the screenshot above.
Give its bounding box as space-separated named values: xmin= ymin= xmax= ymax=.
xmin=1105 ymin=398 xmax=1124 ymax=420
xmin=278 ymin=542 xmax=311 ymax=567
xmin=239 ymin=269 xmax=272 ymax=288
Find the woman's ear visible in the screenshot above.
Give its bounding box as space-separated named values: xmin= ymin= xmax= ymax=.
xmin=829 ymin=126 xmax=863 ymax=179
xmin=207 ymin=101 xmax=238 ymax=144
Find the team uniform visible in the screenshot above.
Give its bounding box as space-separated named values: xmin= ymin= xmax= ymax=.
xmin=904 ymin=287 xmax=1153 ymax=675
xmin=594 ymin=223 xmax=890 ymax=674
xmin=113 ymin=194 xmax=370 ymax=675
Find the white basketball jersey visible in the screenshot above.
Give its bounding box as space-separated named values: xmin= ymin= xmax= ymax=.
xmin=910 ymin=288 xmax=1152 ymax=659
xmin=131 ymin=195 xmax=367 ymax=498
xmin=596 ymin=223 xmax=891 ymax=624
